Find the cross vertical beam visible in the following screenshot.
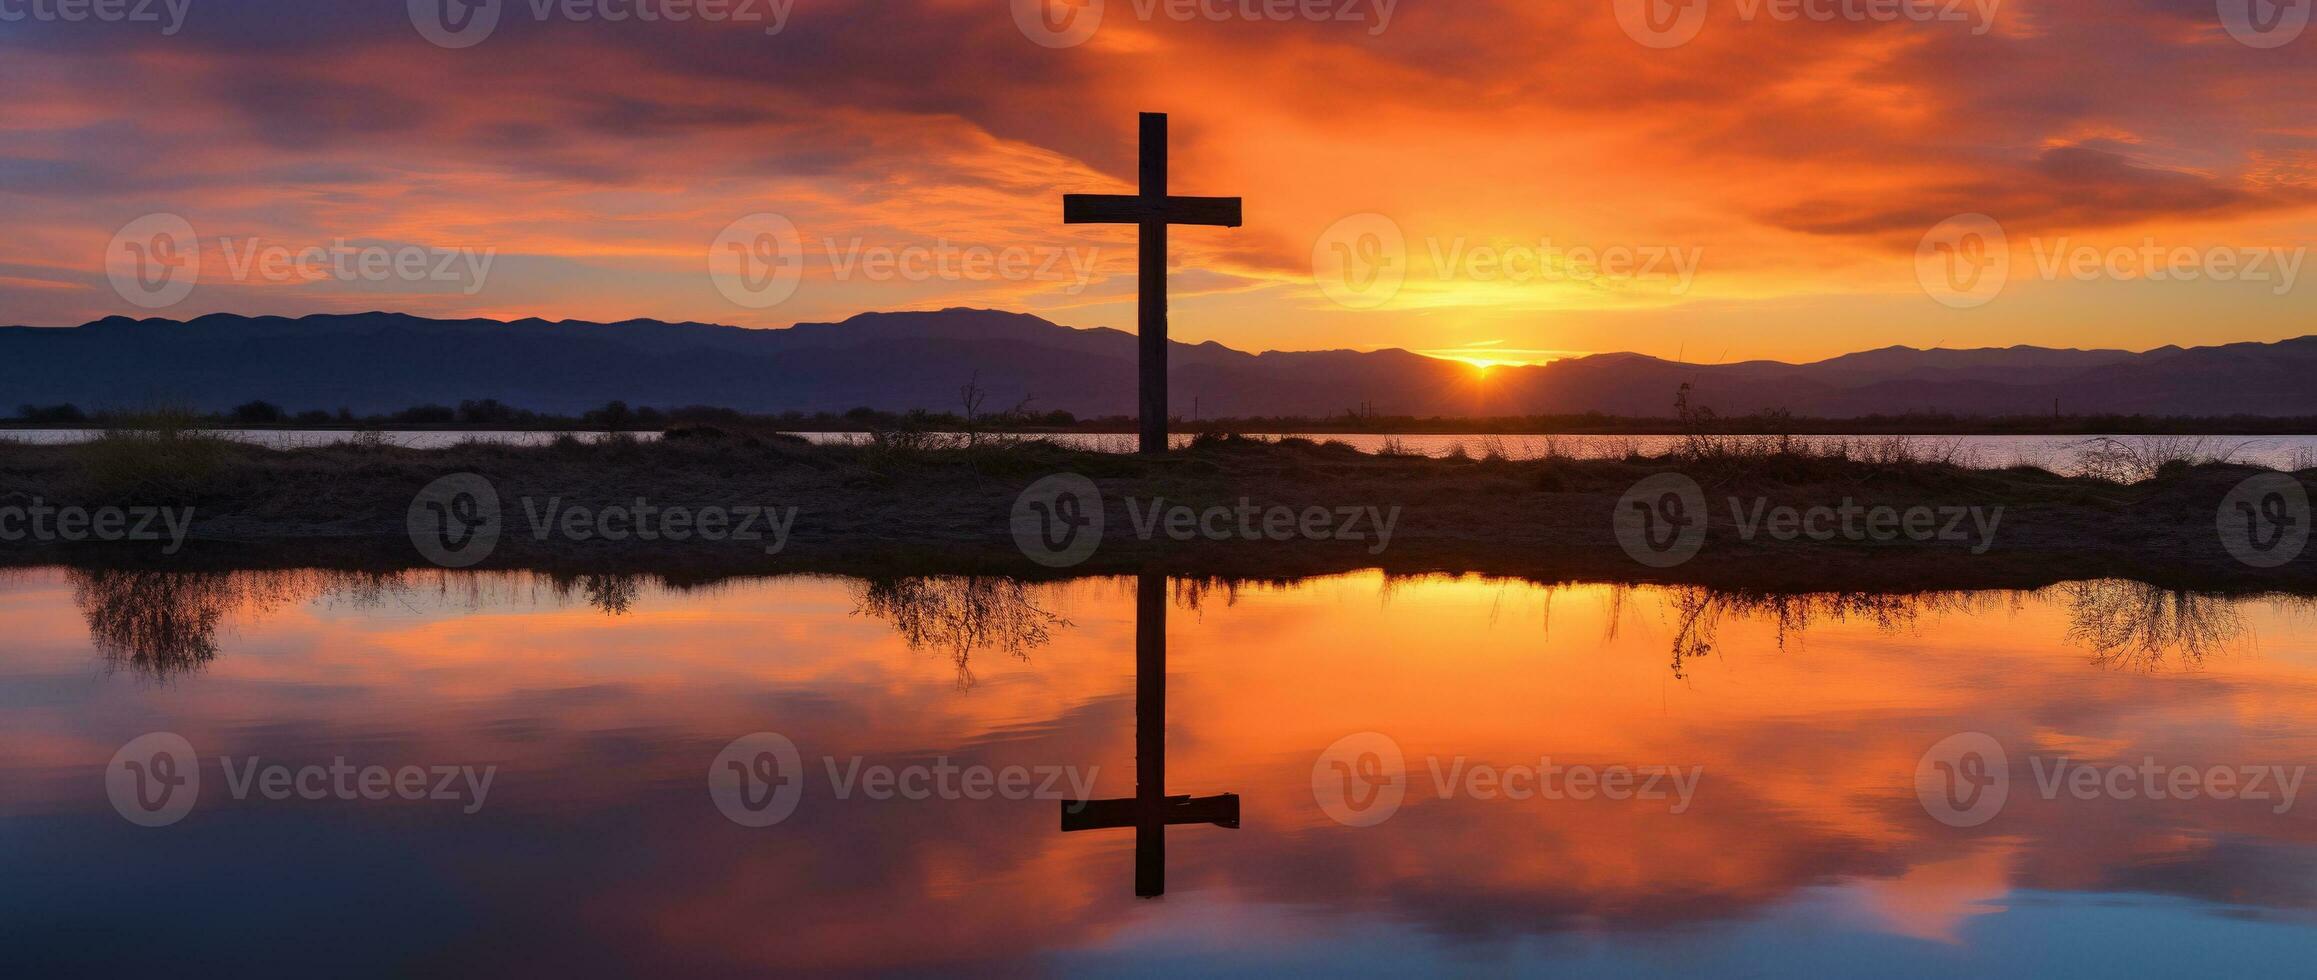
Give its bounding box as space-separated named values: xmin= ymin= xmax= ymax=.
xmin=1138 ymin=113 xmax=1169 ymax=458
xmin=1134 ymin=568 xmax=1166 ymax=896
xmin=1062 ymin=113 xmax=1242 ymax=456
xmin=1059 ymin=571 xmax=1241 ymax=898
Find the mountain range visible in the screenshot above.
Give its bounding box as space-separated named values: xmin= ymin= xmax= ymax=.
xmin=3 ymin=309 xmax=2312 ymax=418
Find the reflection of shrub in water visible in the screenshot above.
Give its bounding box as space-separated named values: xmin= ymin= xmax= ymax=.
xmin=2061 ymin=581 xmax=2246 ymax=670
xmin=69 ymin=568 xmax=423 ymax=678
xmin=1619 ymin=586 xmax=2006 ymax=680
xmin=1616 ymin=580 xmax=2261 ymax=677
xmin=852 ymin=577 xmax=1070 ymax=689
xmin=541 ymin=574 xmax=643 ymax=615
xmin=71 ymin=570 xmax=301 ymax=678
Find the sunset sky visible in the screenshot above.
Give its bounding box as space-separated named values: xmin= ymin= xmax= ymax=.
xmin=3 ymin=0 xmax=2314 ymax=364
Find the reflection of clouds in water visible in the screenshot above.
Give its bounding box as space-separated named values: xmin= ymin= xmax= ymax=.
xmin=14 ymin=568 xmax=2317 ymax=970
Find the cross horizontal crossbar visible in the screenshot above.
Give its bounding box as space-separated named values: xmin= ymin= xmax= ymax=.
xmin=1063 ymin=194 xmax=1242 ymax=228
xmin=1059 ymin=793 xmax=1242 ymax=832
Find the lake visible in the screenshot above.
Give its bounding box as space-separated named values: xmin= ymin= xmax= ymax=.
xmin=3 ymin=568 xmax=2313 ymax=975
xmin=9 ymin=429 xmax=2317 ymax=477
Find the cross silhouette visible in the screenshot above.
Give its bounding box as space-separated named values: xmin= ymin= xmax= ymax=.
xmin=1059 ymin=572 xmax=1240 ymax=897
xmin=1064 ymin=113 xmax=1243 ymax=455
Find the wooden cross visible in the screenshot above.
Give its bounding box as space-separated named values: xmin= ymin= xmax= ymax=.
xmin=1060 ymin=572 xmax=1240 ymax=898
xmin=1064 ymin=113 xmax=1243 ymax=455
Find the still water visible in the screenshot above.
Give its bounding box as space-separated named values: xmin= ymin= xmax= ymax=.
xmin=3 ymin=569 xmax=2314 ymax=975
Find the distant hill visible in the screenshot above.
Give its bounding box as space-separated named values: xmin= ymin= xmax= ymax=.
xmin=2 ymin=310 xmax=2312 ymax=418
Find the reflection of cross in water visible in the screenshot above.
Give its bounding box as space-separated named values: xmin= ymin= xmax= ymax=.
xmin=1060 ymin=572 xmax=1239 ymax=898
xmin=1064 ymin=112 xmax=1243 ymax=456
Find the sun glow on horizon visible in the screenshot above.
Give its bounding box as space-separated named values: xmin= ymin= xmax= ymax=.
xmin=1420 ymin=343 xmax=1590 ymax=371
